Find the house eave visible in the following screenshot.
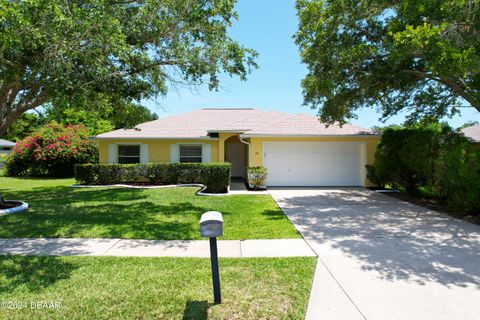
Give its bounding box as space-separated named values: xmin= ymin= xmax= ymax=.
xmin=92 ymin=136 xmax=218 ymax=140
xmin=207 ymin=130 xmax=249 ymax=133
xmin=239 ymin=133 xmax=381 ymax=138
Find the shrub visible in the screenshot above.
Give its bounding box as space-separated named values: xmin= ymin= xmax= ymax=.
xmin=0 ymin=153 xmax=8 ymax=176
xmin=146 ymin=163 xmax=179 ymax=184
xmin=0 ymin=153 xmax=8 ymax=163
xmin=247 ymin=166 xmax=268 ymax=189
xmin=74 ymin=164 xmax=97 ymax=184
xmin=75 ymin=164 xmax=143 ymax=185
xmin=373 ymin=125 xmax=446 ymax=193
xmin=435 ymin=133 xmax=480 ymax=213
xmin=6 ymin=122 xmax=98 ymax=177
xmin=200 ymin=163 xmax=231 ymax=193
xmin=365 ymin=164 xmax=383 ymax=187
xmin=372 ymin=124 xmax=480 ymax=214
xmin=74 ymin=162 xmax=231 ymax=193
xmin=177 ymin=163 xmax=204 ymax=184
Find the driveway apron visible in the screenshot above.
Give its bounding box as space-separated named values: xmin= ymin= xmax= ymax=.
xmin=269 ymin=187 xmax=480 ymax=320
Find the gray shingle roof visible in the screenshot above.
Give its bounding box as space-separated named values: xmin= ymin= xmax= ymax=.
xmin=243 ymin=113 xmax=375 ymax=136
xmin=95 ymin=108 xmax=377 ymax=139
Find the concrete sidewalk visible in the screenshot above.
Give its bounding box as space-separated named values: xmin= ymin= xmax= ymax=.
xmin=0 ymin=238 xmax=316 ymax=258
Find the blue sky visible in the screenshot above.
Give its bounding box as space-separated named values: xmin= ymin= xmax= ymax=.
xmin=145 ymin=0 xmax=480 ymax=129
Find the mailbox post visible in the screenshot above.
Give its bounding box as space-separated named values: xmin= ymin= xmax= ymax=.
xmin=200 ymin=211 xmax=223 ymax=305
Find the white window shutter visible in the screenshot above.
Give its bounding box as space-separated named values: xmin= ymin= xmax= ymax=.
xmin=170 ymin=144 xmax=179 ymax=163
xmin=202 ymin=144 xmax=211 ymax=162
xmin=140 ymin=144 xmax=149 ymax=163
xmin=108 ymin=144 xmax=117 ymax=163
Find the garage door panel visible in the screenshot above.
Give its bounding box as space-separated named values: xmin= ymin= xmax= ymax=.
xmin=264 ymin=142 xmax=364 ymax=186
xmin=265 ymin=142 xmax=360 ymax=155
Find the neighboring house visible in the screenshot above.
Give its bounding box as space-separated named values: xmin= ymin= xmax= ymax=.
xmin=0 ymin=138 xmax=15 ymax=156
xmin=95 ymin=108 xmax=380 ymax=187
xmin=461 ymin=124 xmax=480 ymax=143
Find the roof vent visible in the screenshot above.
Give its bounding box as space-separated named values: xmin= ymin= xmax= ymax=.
xmin=208 ymin=132 xmax=220 ymax=138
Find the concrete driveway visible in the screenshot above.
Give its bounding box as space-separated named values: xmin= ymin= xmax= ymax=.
xmin=269 ymin=188 xmax=480 ymax=320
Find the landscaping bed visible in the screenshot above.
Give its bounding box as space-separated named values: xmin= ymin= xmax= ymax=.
xmin=0 ymin=256 xmax=316 ymax=320
xmin=0 ymin=177 xmax=300 ymax=240
xmin=0 ymin=200 xmax=23 ymax=210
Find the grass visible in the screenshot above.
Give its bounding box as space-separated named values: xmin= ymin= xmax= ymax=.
xmin=0 ymin=177 xmax=300 ymax=240
xmin=0 ymin=256 xmax=316 ymax=320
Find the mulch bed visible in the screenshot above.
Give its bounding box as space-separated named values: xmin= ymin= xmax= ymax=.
xmin=0 ymin=201 xmax=23 ymax=210
xmin=244 ymin=183 xmax=267 ymax=192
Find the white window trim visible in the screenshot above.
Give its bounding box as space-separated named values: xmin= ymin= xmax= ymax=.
xmin=117 ymin=144 xmax=141 ymax=164
xmin=179 ymin=144 xmax=203 ymax=163
xmin=108 ymin=142 xmax=148 ymax=164
xmin=171 ymin=143 xmax=212 ymax=163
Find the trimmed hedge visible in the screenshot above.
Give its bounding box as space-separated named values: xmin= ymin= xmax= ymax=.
xmin=435 ymin=132 xmax=480 ymax=213
xmin=200 ymin=163 xmax=231 ymax=193
xmin=370 ymin=125 xmax=480 ymax=214
xmin=373 ymin=126 xmax=446 ymax=193
xmin=74 ymin=162 xmax=231 ymax=193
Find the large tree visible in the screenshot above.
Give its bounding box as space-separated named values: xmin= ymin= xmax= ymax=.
xmin=295 ymin=0 xmax=480 ymax=124
xmin=0 ymin=0 xmax=257 ymax=136
xmin=45 ymin=94 xmax=159 ymax=135
xmin=4 ymin=96 xmax=159 ymax=140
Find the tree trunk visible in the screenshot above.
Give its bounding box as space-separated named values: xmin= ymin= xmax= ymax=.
xmin=0 ymin=107 xmax=24 ymax=136
xmin=0 ymin=82 xmax=21 ymax=136
xmin=0 ymin=83 xmax=49 ymax=136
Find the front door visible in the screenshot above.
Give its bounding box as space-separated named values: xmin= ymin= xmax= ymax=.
xmin=225 ymin=142 xmax=246 ymax=177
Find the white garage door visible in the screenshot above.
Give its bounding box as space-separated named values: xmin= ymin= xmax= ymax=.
xmin=263 ymin=142 xmax=365 ymax=186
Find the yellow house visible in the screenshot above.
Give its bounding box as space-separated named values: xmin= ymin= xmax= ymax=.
xmin=95 ymin=108 xmax=380 ymax=187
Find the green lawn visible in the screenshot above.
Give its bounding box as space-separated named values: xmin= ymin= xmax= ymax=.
xmin=0 ymin=177 xmax=299 ymax=240
xmin=0 ymin=256 xmax=316 ymax=320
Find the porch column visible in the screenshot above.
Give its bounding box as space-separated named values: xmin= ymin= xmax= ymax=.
xmin=219 ymin=140 xmax=225 ymax=163
xmin=218 ymin=133 xmax=238 ymax=163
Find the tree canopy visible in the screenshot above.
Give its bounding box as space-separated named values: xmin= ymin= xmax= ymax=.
xmin=4 ymin=100 xmax=158 ymax=141
xmin=45 ymin=96 xmax=159 ymax=135
xmin=0 ymin=0 xmax=257 ymax=136
xmin=295 ymin=0 xmax=480 ymax=124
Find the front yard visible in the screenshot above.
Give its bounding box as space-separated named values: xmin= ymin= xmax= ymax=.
xmin=0 ymin=177 xmax=299 ymax=240
xmin=0 ymin=256 xmax=316 ymax=319
xmin=0 ymin=178 xmax=314 ymax=319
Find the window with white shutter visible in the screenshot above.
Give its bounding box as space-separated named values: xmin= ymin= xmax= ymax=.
xmin=118 ymin=145 xmax=141 ymax=164
xmin=179 ymin=145 xmax=202 ymax=163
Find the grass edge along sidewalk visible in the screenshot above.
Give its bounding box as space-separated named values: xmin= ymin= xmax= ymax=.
xmin=0 ymin=255 xmax=317 ymax=320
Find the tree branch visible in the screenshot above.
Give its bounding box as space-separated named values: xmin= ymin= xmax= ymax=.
xmin=402 ymin=69 xmax=479 ymax=111
xmin=107 ymin=60 xmax=178 ymax=79
xmin=0 ymin=85 xmax=50 ymax=136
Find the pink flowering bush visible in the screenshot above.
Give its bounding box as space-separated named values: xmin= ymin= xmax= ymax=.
xmin=6 ymin=122 xmax=98 ymax=177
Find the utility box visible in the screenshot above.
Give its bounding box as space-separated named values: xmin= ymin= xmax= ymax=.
xmin=200 ymin=211 xmax=223 ymax=238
